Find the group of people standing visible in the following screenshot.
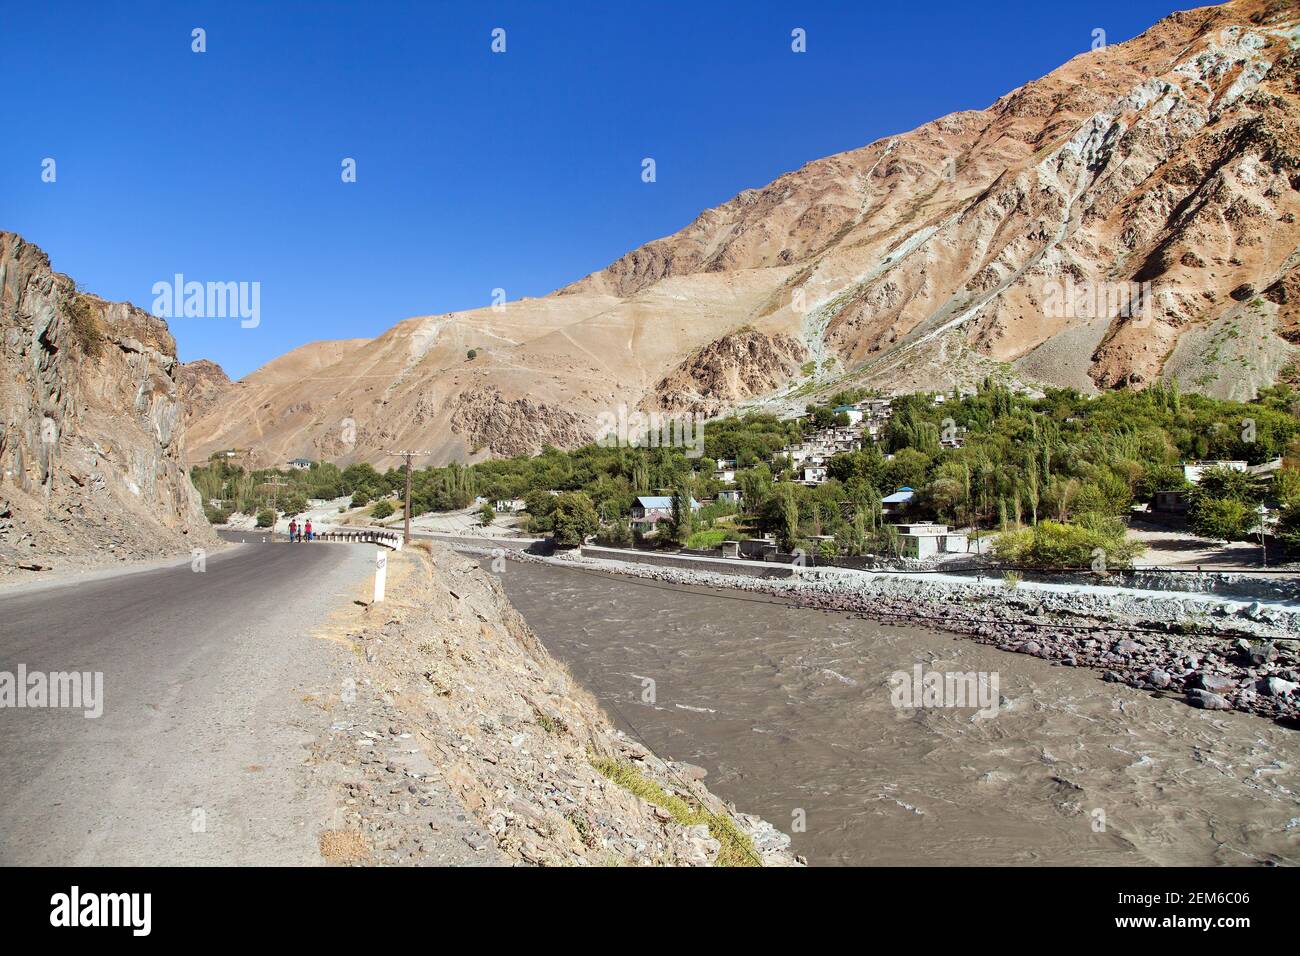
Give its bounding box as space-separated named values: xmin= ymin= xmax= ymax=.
xmin=287 ymin=518 xmax=313 ymax=542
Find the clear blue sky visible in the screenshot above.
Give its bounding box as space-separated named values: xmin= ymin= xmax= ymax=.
xmin=2 ymin=0 xmax=1186 ymax=378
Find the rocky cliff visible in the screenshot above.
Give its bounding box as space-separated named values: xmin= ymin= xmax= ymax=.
xmin=0 ymin=232 xmax=217 ymax=576
xmin=183 ymin=0 xmax=1300 ymax=467
xmin=176 ymin=359 xmax=234 ymax=428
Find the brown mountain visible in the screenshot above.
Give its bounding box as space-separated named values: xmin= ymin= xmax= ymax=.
xmin=186 ymin=0 xmax=1299 ymax=468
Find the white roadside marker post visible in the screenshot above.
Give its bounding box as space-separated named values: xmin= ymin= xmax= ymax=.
xmin=374 ymin=548 xmax=388 ymax=604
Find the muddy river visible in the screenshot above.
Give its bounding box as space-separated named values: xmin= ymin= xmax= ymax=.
xmin=493 ymin=559 xmax=1300 ymax=866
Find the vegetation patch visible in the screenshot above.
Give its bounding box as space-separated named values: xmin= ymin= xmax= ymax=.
xmin=61 ymin=291 xmax=104 ymax=358
xmin=590 ymin=756 xmax=758 ymax=867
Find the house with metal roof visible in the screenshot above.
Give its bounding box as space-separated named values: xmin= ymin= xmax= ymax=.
xmin=630 ymin=495 xmax=701 ymax=534
xmin=881 ymin=487 xmax=915 ymax=516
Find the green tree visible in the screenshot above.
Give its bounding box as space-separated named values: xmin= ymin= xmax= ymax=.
xmin=552 ymin=492 xmax=599 ymax=547
xmin=776 ymin=484 xmax=800 ymax=552
xmin=255 ymin=508 xmax=276 ymax=528
xmin=371 ymin=499 xmax=396 ymax=520
xmin=1189 ymin=497 xmax=1252 ymax=541
xmin=478 ymin=502 xmax=496 ymax=527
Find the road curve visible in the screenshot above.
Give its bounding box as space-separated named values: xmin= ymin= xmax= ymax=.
xmin=0 ymin=536 xmax=375 ymax=865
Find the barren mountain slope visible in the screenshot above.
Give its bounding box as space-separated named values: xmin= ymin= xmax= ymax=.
xmin=0 ymin=232 xmax=218 ymax=576
xmin=187 ymin=0 xmax=1299 ymax=467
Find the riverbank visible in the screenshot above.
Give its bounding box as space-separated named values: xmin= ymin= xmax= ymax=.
xmin=454 ymin=545 xmax=1300 ymax=725
xmin=490 ymin=558 xmax=1300 ymax=865
xmin=310 ymin=541 xmax=799 ymax=866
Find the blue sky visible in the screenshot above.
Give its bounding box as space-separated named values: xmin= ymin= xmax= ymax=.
xmin=2 ymin=0 xmax=1187 ymax=378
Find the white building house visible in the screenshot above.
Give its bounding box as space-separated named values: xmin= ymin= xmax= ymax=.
xmin=1182 ymin=460 xmax=1248 ymax=484
xmin=892 ymin=522 xmax=967 ymax=558
xmin=802 ymin=465 xmax=828 ymax=485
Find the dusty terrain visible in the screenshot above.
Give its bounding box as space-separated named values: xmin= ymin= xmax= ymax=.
xmin=182 ymin=0 xmax=1299 ymax=468
xmin=0 ymin=232 xmax=218 ymax=576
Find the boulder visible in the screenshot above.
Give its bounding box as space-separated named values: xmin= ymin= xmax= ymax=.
xmin=1186 ymin=689 xmax=1231 ymax=710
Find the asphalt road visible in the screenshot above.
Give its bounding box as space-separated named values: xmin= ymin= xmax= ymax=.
xmin=0 ymin=536 xmax=374 ymax=865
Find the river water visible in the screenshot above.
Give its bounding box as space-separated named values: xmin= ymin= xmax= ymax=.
xmin=492 ymin=559 xmax=1300 ymax=866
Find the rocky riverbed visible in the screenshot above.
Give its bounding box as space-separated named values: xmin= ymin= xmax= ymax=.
xmin=464 ymin=546 xmax=1300 ymax=726
xmin=309 ymin=542 xmax=798 ymax=866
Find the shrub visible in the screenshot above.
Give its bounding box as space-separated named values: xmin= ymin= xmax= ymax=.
xmin=993 ymin=516 xmax=1143 ymax=570
xmin=478 ymin=502 xmax=495 ymax=526
xmin=684 ymin=529 xmax=728 ymax=550
xmin=62 ymin=291 xmax=104 ymax=358
xmin=1189 ymin=497 xmax=1253 ymax=542
xmin=596 ymin=519 xmax=634 ymax=548
xmin=203 ymin=504 xmax=232 ymax=525
xmin=350 ymin=487 xmax=372 ymax=508
xmin=255 ymin=509 xmax=276 ymax=528
xmin=371 ymin=499 xmax=396 ymax=520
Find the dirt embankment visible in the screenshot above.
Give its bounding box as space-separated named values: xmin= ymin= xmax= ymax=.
xmin=311 ymin=542 xmax=798 ymax=866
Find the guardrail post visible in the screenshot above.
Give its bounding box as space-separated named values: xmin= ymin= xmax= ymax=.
xmin=373 ymin=548 xmax=387 ymax=603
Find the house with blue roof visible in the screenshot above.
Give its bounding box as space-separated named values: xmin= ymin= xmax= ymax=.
xmin=881 ymin=487 xmax=915 ymax=517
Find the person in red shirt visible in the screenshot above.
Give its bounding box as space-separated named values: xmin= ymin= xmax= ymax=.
xmin=305 ymin=519 xmax=313 ymax=542
xmin=288 ymin=518 xmax=297 ymax=542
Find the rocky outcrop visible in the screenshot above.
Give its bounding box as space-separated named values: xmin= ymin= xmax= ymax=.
xmin=315 ymin=543 xmax=798 ymax=866
xmin=449 ymin=385 xmax=593 ymax=457
xmin=0 ymin=232 xmax=217 ymax=576
xmin=648 ymin=327 xmax=809 ymax=416
xmin=177 ymin=359 xmax=235 ymax=428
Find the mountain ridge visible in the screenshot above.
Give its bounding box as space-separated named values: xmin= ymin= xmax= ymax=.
xmin=180 ymin=0 xmax=1299 ymax=468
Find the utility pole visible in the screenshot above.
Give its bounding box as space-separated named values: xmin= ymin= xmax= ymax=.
xmin=385 ymin=450 xmax=431 ymax=545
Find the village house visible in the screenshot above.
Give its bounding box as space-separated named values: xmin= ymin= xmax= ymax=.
xmin=714 ymin=467 xmax=737 ymax=483
xmin=494 ymin=498 xmax=526 ymax=513
xmin=892 ymin=522 xmax=967 ymax=558
xmin=881 ymin=487 xmax=916 ymax=517
xmin=801 ymin=465 xmax=828 ymax=485
xmin=630 ymin=495 xmax=700 ymax=534
xmin=287 ymin=457 xmax=314 ymax=471
xmin=1181 ymin=460 xmax=1248 ymax=484
xmin=717 ymin=489 xmax=742 ymax=505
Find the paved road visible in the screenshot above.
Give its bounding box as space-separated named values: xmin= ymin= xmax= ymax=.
xmin=0 ymin=536 xmax=374 ymax=865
